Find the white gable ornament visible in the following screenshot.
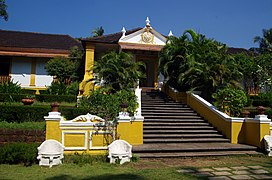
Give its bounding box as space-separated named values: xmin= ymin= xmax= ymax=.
xmin=118 ymin=17 xmax=167 ymax=46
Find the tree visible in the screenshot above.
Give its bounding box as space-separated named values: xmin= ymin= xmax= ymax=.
xmin=45 ymin=46 xmax=83 ymax=83
xmin=94 ymin=51 xmax=145 ymax=92
xmin=0 ymin=0 xmax=8 ymax=21
xmin=92 ymin=26 xmax=104 ymax=37
xmin=159 ymin=29 xmax=242 ymax=101
xmin=254 ymin=28 xmax=272 ymax=53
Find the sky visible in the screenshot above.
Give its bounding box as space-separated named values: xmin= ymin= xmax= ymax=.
xmin=1 ymin=0 xmax=272 ymax=49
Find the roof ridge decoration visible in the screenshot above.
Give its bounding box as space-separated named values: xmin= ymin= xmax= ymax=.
xmin=118 ymin=17 xmax=166 ymax=46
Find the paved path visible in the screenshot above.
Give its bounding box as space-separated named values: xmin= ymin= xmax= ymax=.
xmin=177 ymin=165 xmax=272 ymax=179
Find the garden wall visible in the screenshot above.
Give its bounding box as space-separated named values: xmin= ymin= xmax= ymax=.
xmin=0 ymin=129 xmax=45 ymax=146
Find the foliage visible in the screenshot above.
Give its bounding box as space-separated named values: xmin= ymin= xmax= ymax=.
xmin=254 ymin=28 xmax=272 ymax=53
xmin=45 ymin=56 xmax=77 ymax=83
xmin=250 ymin=92 xmax=272 ymax=107
xmin=80 ymin=88 xmax=138 ymax=121
xmin=234 ymin=53 xmax=272 ymax=92
xmin=0 ymin=81 xmax=21 ymax=94
xmin=94 ymin=51 xmax=145 ymax=92
xmin=45 ymin=81 xmax=79 ymax=96
xmin=0 ymin=104 xmax=50 ymax=122
xmin=212 ymin=87 xmax=248 ymax=117
xmin=34 ymin=94 xmax=77 ymax=103
xmin=92 ymin=26 xmax=104 ymax=37
xmin=0 ymin=121 xmax=45 ymax=130
xmin=0 ymin=0 xmax=8 ymax=21
xmin=159 ymin=30 xmax=241 ymax=101
xmin=0 ymin=93 xmax=26 ymax=102
xmin=45 ymin=46 xmax=83 ymax=83
xmin=64 ymin=153 xmax=107 ymax=166
xmin=0 ymin=104 xmax=88 ymax=122
xmin=0 ymin=143 xmax=39 ymax=165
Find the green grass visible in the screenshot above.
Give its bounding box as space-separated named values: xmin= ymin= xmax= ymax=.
xmin=0 ymin=121 xmax=45 ymax=130
xmin=0 ymin=155 xmax=271 ymax=180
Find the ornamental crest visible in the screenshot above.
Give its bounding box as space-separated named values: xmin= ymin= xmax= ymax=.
xmin=141 ymin=28 xmax=154 ymax=44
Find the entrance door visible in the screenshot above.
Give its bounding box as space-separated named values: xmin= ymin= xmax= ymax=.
xmin=137 ymin=58 xmax=157 ymax=88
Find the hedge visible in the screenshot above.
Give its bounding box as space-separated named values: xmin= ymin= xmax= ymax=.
xmin=0 ymin=93 xmax=27 ymax=102
xmin=0 ymin=143 xmax=39 ymax=165
xmin=0 ymin=93 xmax=77 ymax=103
xmin=0 ymin=104 xmax=88 ymax=123
xmin=35 ymin=94 xmax=77 ymax=103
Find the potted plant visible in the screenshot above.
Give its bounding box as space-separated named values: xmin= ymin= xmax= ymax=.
xmin=21 ymin=95 xmax=35 ymax=105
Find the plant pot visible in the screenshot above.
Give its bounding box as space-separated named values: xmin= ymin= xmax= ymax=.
xmin=21 ymin=98 xmax=34 ymax=105
xmin=51 ymin=102 xmax=60 ymax=112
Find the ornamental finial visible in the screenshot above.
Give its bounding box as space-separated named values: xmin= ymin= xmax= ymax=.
xmin=121 ymin=27 xmax=126 ymax=37
xmin=145 ymin=17 xmax=150 ymax=27
xmin=168 ymin=30 xmax=173 ymax=36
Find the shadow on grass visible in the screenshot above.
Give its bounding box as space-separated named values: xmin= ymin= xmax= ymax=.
xmin=45 ymin=173 xmax=146 ymax=180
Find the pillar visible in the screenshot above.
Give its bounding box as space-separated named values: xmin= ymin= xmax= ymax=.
xmin=79 ymin=44 xmax=95 ymax=95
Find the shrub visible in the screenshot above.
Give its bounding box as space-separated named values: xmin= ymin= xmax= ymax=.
xmin=0 ymin=81 xmax=21 ymax=94
xmin=0 ymin=104 xmax=50 ymax=122
xmin=0 ymin=93 xmax=26 ymax=102
xmin=0 ymin=143 xmax=39 ymax=166
xmin=250 ymin=93 xmax=272 ymax=107
xmin=0 ymin=121 xmax=45 ymax=130
xmin=0 ymin=104 xmax=88 ymax=122
xmin=45 ymin=81 xmax=79 ymax=96
xmin=64 ymin=153 xmax=107 ymax=166
xmin=212 ymin=87 xmax=248 ymax=117
xmin=80 ymin=88 xmax=138 ymax=121
xmin=35 ymin=94 xmax=77 ymax=103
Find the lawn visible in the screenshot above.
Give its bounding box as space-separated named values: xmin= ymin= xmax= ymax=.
xmin=0 ymin=154 xmax=271 ymax=180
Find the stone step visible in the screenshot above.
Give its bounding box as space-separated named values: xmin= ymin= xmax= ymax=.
xmin=142 ymin=109 xmax=195 ymax=113
xmin=142 ymin=112 xmax=199 ymax=116
xmin=144 ymin=115 xmax=203 ymax=119
xmin=142 ymin=106 xmax=190 ymax=110
xmin=133 ymin=150 xmax=261 ymax=158
xmin=143 ymin=134 xmax=224 ymax=138
xmin=143 ymin=126 xmax=214 ymax=130
xmin=132 ymin=142 xmax=258 ymax=153
xmin=143 ymin=119 xmax=206 ymax=123
xmin=143 ymin=122 xmax=210 ymax=126
xmin=144 ymin=129 xmax=219 ymax=134
xmin=143 ymin=138 xmax=230 ymax=143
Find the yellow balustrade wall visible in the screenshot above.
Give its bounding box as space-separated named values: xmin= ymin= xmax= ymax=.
xmin=117 ymin=120 xmax=143 ymax=145
xmin=45 ymin=111 xmax=143 ymax=155
xmin=186 ymin=93 xmax=270 ymax=148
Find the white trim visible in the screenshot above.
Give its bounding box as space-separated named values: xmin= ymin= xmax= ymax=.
xmin=62 ymin=131 xmax=88 ymax=150
xmin=60 ymin=122 xmax=104 ymax=127
xmin=189 ymin=93 xmax=272 ymax=124
xmin=89 ymin=131 xmax=113 ymax=150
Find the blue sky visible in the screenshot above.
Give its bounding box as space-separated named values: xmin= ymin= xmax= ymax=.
xmin=1 ymin=0 xmax=272 ymax=49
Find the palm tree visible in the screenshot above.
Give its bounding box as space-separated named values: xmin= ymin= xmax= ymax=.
xmin=254 ymin=28 xmax=272 ymax=53
xmin=159 ymin=29 xmax=242 ymax=100
xmin=94 ymin=51 xmax=145 ymax=92
xmin=92 ymin=26 xmax=104 ymax=37
xmin=0 ymin=0 xmax=8 ymax=21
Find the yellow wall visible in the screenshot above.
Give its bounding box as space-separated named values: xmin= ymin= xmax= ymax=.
xmin=46 ymin=121 xmax=62 ymax=142
xmin=30 ymin=58 xmax=36 ymax=86
xmin=117 ymin=121 xmax=143 ymax=145
xmin=186 ymin=92 xmax=271 ymax=148
xmin=80 ymin=44 xmax=95 ymax=95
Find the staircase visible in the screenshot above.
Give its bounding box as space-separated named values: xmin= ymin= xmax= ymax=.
xmin=132 ymin=90 xmax=259 ymax=158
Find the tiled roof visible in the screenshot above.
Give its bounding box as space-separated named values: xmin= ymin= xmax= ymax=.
xmin=227 ymin=47 xmax=249 ymax=54
xmin=83 ymin=27 xmax=142 ymax=43
xmin=0 ymin=29 xmax=83 ymax=50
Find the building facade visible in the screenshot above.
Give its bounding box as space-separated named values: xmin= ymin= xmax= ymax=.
xmin=0 ymin=29 xmax=82 ymax=92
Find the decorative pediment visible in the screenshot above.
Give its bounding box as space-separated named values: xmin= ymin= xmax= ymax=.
xmin=118 ymin=17 xmax=167 ymax=46
xmin=71 ymin=113 xmax=105 ymax=123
